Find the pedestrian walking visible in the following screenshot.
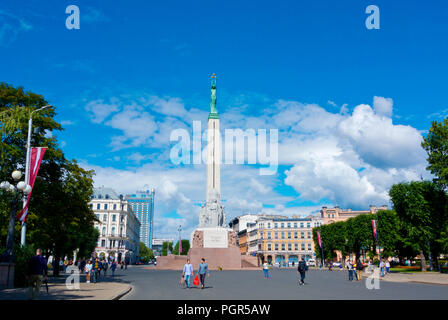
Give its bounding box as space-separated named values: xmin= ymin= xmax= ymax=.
xmin=328 ymin=261 xmax=333 ymax=271
xmin=85 ymin=260 xmax=93 ymax=283
xmin=263 ymin=261 xmax=270 ymax=279
xmin=26 ymin=248 xmax=48 ymax=300
xmin=111 ymin=260 xmax=117 ymax=277
xmin=297 ymin=257 xmax=307 ymax=285
xmin=385 ymin=260 xmax=390 ymax=274
xmin=102 ymin=259 xmax=109 ymax=276
xmin=356 ymin=259 xmax=364 ymax=281
xmin=346 ymin=260 xmax=354 ymax=281
xmin=380 ymin=259 xmax=385 ymax=277
xmin=198 ymin=258 xmax=210 ymax=289
xmin=183 ymin=259 xmax=194 ymax=288
xmin=93 ymin=258 xmax=102 ymax=283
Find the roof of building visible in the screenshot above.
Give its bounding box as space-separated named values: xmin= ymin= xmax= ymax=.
xmin=92 ymin=187 xmax=120 ymax=200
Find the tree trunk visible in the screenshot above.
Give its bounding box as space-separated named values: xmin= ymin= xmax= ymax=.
xmin=420 ymin=250 xmax=426 ymax=272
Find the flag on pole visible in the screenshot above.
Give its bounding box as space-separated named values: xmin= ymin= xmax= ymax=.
xmin=372 ymin=220 xmax=378 ymax=242
xmin=17 ymin=147 xmax=47 ymax=223
xmin=317 ymin=230 xmax=322 ymax=248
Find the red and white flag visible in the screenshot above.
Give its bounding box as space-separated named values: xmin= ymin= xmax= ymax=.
xmin=17 ymin=147 xmax=47 ymax=222
xmin=317 ymin=230 xmax=322 ymax=248
xmin=372 ymin=220 xmax=378 ymax=242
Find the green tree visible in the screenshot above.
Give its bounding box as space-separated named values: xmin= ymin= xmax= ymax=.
xmin=161 ymin=241 xmax=173 ymax=256
xmin=173 ymin=239 xmax=190 ymax=255
xmin=422 ymin=118 xmax=448 ymax=190
xmin=389 ymin=181 xmax=448 ymax=271
xmin=139 ymin=242 xmax=154 ymax=263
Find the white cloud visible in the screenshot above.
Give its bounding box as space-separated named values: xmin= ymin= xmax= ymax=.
xmin=373 ymin=96 xmax=393 ymax=117
xmin=85 ymin=99 xmax=119 ymax=123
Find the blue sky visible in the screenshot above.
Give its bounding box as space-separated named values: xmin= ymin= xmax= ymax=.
xmin=1 ymin=0 xmax=447 ymax=238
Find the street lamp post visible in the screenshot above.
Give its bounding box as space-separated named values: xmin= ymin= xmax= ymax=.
xmin=21 ymin=105 xmax=51 ymax=246
xmin=1 ymin=171 xmax=32 ymax=262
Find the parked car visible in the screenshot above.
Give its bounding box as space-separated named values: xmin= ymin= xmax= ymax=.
xmin=332 ymin=262 xmax=342 ymax=267
xmin=307 ymin=259 xmax=316 ymax=266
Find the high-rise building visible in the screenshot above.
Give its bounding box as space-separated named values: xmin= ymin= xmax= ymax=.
xmin=126 ymin=189 xmax=155 ymax=249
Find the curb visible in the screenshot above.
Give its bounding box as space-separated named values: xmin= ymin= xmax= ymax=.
xmin=112 ymin=285 xmax=133 ymax=300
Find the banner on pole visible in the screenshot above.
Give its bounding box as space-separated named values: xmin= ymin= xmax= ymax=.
xmin=17 ymin=147 xmax=47 ymax=222
xmin=317 ymin=230 xmax=322 ymax=248
xmin=372 ymin=220 xmax=377 ymax=242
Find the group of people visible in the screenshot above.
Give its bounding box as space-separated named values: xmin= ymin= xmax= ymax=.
xmin=345 ymin=259 xmax=366 ymax=281
xmin=182 ymin=258 xmax=210 ymax=289
xmin=262 ymin=257 xmax=309 ymax=286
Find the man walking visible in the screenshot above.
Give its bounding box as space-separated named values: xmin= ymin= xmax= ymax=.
xmin=198 ymin=258 xmax=210 ymax=289
xmin=356 ymin=259 xmax=364 ymax=281
xmin=93 ymin=258 xmax=102 ymax=283
xmin=27 ymin=248 xmax=48 ymax=300
xmin=297 ymin=257 xmax=307 ymax=286
xmin=183 ymin=259 xmax=194 ymax=288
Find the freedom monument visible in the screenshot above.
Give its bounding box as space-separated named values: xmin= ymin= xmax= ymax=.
xmin=157 ymin=75 xmax=256 ymax=269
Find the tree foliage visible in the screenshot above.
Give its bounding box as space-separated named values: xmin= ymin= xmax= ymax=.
xmin=389 ymin=181 xmax=448 ymax=270
xmin=422 ymin=118 xmax=448 ymax=190
xmin=173 ymin=239 xmax=190 ymax=255
xmin=0 ymin=83 xmax=98 ymax=278
xmin=139 ymin=242 xmax=154 ymax=263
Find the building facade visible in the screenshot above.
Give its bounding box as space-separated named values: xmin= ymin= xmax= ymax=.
xmin=152 ymin=238 xmax=174 ymax=256
xmin=90 ymin=187 xmax=141 ymax=263
xmin=126 ymin=189 xmax=155 ymax=249
xmin=231 ymin=213 xmax=324 ymax=266
xmin=321 ymin=205 xmax=388 ymax=224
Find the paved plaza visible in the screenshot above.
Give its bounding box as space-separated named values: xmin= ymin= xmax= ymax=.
xmin=122 ymin=266 xmax=448 ymax=300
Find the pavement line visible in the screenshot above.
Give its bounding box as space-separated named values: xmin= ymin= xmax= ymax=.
xmin=113 ymin=285 xmax=133 ymax=300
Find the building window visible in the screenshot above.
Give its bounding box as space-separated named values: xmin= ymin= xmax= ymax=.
xmin=281 ymin=232 xmax=285 ymax=239
xmin=275 ymin=243 xmax=279 ymax=250
xmin=104 ymin=204 xmax=108 ymax=210
xmin=300 ymin=223 xmax=304 ymax=228
xmin=275 ymin=232 xmax=278 ymax=240
xmin=294 ymin=243 xmax=299 ymax=250
xmin=307 ymin=223 xmax=311 ymax=228
xmin=301 ymin=243 xmax=305 ymax=250
xmin=102 ymin=227 xmax=106 ymax=236
xmin=281 ymin=223 xmax=284 ymax=228
xmin=274 ymin=223 xmax=278 ymax=228
xmin=294 ymin=223 xmax=297 ymax=228
xmin=287 ymin=222 xmax=291 ymax=228
xmin=267 ymin=243 xmax=272 ymax=251
xmin=111 ymin=227 xmax=115 ymax=236
xmin=96 ymin=214 xmax=99 ymax=220
xmin=308 ymin=243 xmax=312 ymax=251
xmin=288 ymin=243 xmax=292 ymax=251
xmin=267 ymin=232 xmax=271 ymax=239
xmin=287 ymin=232 xmax=291 ymax=239
xmin=101 ymin=239 xmax=105 ymax=247
xmin=112 ymin=214 xmax=116 ymax=222
xmin=97 ymin=203 xmax=101 ymax=210
xmin=268 ymin=223 xmax=271 ymax=228
xmin=121 ymin=215 xmax=125 ymax=222
xmin=307 ymin=231 xmax=311 ymax=239
xmin=281 ymin=243 xmax=285 ymax=251
xmin=103 ymin=215 xmax=107 ymax=222
xmin=294 ymin=231 xmax=298 ymax=239
xmin=113 ymin=204 xmax=117 ymax=210
xmin=301 ymin=232 xmax=304 ymax=239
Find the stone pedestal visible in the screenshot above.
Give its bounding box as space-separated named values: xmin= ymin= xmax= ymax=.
xmin=0 ymin=263 xmax=15 ymax=289
xmin=187 ymin=227 xmax=240 ymax=269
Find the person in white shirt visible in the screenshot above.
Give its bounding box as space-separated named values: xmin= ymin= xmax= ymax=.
xmin=263 ymin=262 xmax=270 ymax=279
xmin=84 ymin=260 xmax=93 ymax=283
xmin=183 ymin=259 xmax=194 ymax=289
xmin=380 ymin=259 xmax=385 ymax=277
xmin=385 ymin=260 xmax=391 ymax=274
